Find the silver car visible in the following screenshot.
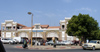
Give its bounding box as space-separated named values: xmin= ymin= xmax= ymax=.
xmin=46 ymin=40 xmax=54 ymax=45
xmin=61 ymin=40 xmax=74 ymax=45
xmin=1 ymin=38 xmax=17 ymax=44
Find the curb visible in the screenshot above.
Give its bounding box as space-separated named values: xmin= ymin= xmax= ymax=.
xmin=15 ymin=46 xmax=82 ymax=50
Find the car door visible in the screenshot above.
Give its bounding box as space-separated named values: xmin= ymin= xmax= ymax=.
xmin=96 ymin=41 xmax=100 ymax=48
xmin=3 ymin=39 xmax=7 ymax=43
xmin=5 ymin=39 xmax=9 ymax=43
xmin=98 ymin=41 xmax=100 ymax=48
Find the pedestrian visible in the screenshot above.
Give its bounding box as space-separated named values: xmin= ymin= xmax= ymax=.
xmin=52 ymin=37 xmax=57 ymax=48
xmin=0 ymin=40 xmax=6 ymax=52
xmin=22 ymin=39 xmax=24 ymax=47
xmin=79 ymin=41 xmax=82 ymax=46
xmin=29 ymin=39 xmax=31 ymax=44
xmin=75 ymin=41 xmax=77 ymax=46
xmin=22 ymin=39 xmax=28 ymax=48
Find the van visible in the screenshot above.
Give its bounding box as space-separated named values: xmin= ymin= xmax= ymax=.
xmin=13 ymin=37 xmax=21 ymax=44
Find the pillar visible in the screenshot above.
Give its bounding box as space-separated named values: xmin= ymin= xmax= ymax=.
xmin=65 ymin=32 xmax=67 ymax=40
xmin=11 ymin=22 xmax=13 ymax=38
xmin=1 ymin=25 xmax=2 ymax=31
xmin=27 ymin=32 xmax=30 ymax=40
xmin=4 ymin=24 xmax=6 ymax=38
xmin=58 ymin=32 xmax=62 ymax=41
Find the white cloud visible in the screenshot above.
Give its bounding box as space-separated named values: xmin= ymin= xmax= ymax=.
xmin=81 ymin=8 xmax=92 ymax=12
xmin=75 ymin=8 xmax=97 ymax=12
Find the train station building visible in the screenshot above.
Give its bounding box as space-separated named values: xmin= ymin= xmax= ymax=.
xmin=1 ymin=18 xmax=79 ymax=41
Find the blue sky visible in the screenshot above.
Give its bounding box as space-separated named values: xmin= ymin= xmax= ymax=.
xmin=0 ymin=0 xmax=100 ymax=28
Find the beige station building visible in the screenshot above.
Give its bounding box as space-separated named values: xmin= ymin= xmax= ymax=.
xmin=1 ymin=17 xmax=79 ymax=41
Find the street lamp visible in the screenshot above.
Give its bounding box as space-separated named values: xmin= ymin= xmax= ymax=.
xmin=28 ymin=12 xmax=33 ymax=47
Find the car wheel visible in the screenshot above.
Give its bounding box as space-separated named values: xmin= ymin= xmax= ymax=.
xmin=9 ymin=42 xmax=11 ymax=44
xmin=83 ymin=48 xmax=86 ymax=50
xmin=17 ymin=42 xmax=19 ymax=44
xmin=92 ymin=46 xmax=95 ymax=50
xmin=50 ymin=44 xmax=51 ymax=45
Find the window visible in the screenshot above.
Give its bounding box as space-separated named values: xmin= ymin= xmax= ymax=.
xmin=6 ymin=27 xmax=11 ymax=30
xmin=2 ymin=27 xmax=5 ymax=30
xmin=89 ymin=41 xmax=97 ymax=43
xmin=97 ymin=41 xmax=100 ymax=44
xmin=36 ymin=25 xmax=39 ymax=29
xmin=62 ymin=25 xmax=65 ymax=29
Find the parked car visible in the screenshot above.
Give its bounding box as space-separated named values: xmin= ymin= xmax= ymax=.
xmin=56 ymin=41 xmax=63 ymax=45
xmin=46 ymin=40 xmax=63 ymax=45
xmin=82 ymin=40 xmax=100 ymax=50
xmin=45 ymin=40 xmax=54 ymax=45
xmin=61 ymin=40 xmax=74 ymax=45
xmin=72 ymin=40 xmax=79 ymax=45
xmin=32 ymin=40 xmax=41 ymax=45
xmin=13 ymin=37 xmax=22 ymax=44
xmin=1 ymin=38 xmax=17 ymax=44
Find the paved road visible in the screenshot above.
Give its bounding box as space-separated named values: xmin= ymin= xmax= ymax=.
xmin=3 ymin=44 xmax=100 ymax=52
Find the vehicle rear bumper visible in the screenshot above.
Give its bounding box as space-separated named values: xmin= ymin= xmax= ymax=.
xmin=82 ymin=46 xmax=93 ymax=49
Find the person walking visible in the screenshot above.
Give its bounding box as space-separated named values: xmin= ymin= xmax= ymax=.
xmin=52 ymin=37 xmax=57 ymax=48
xmin=22 ymin=39 xmax=28 ymax=48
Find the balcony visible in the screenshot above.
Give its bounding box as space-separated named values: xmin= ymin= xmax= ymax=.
xmin=1 ymin=29 xmax=16 ymax=31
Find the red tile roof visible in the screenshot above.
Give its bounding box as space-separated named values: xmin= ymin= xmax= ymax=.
xmin=41 ymin=25 xmax=49 ymax=28
xmin=21 ymin=25 xmax=60 ymax=29
xmin=21 ymin=27 xmax=31 ymax=29
xmin=48 ymin=26 xmax=60 ymax=29
xmin=17 ymin=23 xmax=26 ymax=27
xmin=32 ymin=25 xmax=49 ymax=28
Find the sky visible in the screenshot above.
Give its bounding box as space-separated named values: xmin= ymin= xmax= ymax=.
xmin=0 ymin=0 xmax=100 ymax=28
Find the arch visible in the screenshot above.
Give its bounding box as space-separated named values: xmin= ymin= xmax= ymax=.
xmin=32 ymin=32 xmax=43 ymax=38
xmin=47 ymin=32 xmax=58 ymax=38
xmin=19 ymin=32 xmax=28 ymax=38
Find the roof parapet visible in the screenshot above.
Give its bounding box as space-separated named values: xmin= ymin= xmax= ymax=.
xmin=5 ymin=20 xmax=13 ymax=22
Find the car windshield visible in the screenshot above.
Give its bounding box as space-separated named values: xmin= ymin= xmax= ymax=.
xmin=89 ymin=40 xmax=97 ymax=43
xmin=7 ymin=39 xmax=12 ymax=40
xmin=62 ymin=41 xmax=70 ymax=42
xmin=49 ymin=40 xmax=53 ymax=42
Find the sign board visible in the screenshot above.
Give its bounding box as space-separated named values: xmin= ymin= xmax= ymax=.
xmin=33 ymin=30 xmax=43 ymax=32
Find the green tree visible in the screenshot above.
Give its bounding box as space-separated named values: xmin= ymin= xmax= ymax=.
xmin=66 ymin=13 xmax=99 ymax=43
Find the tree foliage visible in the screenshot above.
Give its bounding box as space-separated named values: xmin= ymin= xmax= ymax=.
xmin=66 ymin=13 xmax=100 ymax=42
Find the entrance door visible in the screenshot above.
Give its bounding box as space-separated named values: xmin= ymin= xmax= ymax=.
xmin=47 ymin=38 xmax=52 ymax=42
xmin=47 ymin=37 xmax=58 ymax=42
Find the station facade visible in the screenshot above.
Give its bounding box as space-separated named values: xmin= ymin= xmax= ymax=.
xmin=1 ymin=18 xmax=79 ymax=41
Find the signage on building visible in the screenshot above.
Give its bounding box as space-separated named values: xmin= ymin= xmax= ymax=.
xmin=33 ymin=30 xmax=43 ymax=32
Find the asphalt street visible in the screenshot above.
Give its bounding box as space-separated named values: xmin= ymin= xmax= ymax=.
xmin=3 ymin=44 xmax=100 ymax=52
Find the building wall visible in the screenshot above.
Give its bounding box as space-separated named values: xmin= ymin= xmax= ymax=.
xmin=17 ymin=30 xmax=60 ymax=41
xmin=1 ymin=18 xmax=79 ymax=41
xmin=1 ymin=20 xmax=17 ymax=38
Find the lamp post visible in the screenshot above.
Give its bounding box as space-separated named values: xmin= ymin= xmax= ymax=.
xmin=28 ymin=12 xmax=33 ymax=47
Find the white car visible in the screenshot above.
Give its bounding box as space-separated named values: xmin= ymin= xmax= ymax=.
xmin=61 ymin=40 xmax=74 ymax=45
xmin=46 ymin=40 xmax=63 ymax=45
xmin=46 ymin=40 xmax=54 ymax=45
xmin=1 ymin=38 xmax=17 ymax=44
xmin=82 ymin=40 xmax=100 ymax=50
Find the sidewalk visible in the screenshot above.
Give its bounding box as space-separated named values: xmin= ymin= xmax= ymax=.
xmin=16 ymin=45 xmax=82 ymax=50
